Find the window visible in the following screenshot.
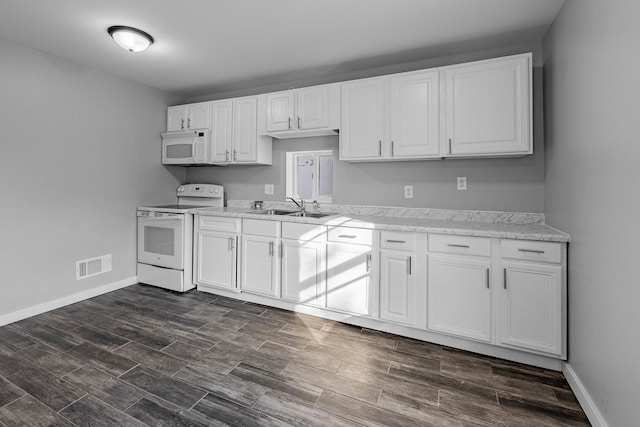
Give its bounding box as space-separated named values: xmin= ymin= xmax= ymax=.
xmin=285 ymin=150 xmax=333 ymax=203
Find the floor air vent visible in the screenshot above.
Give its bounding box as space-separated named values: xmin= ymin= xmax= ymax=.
xmin=76 ymin=254 xmax=112 ymax=280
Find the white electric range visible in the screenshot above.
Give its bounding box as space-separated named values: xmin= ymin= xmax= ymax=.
xmin=137 ymin=183 xmax=224 ymax=292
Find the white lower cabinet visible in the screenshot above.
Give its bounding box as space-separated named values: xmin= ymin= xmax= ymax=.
xmin=195 ymin=232 xmax=238 ymax=292
xmin=280 ymin=223 xmax=326 ymax=307
xmin=379 ymin=231 xmax=419 ymax=326
xmin=240 ymin=219 xmax=280 ymax=298
xmin=427 ymin=238 xmax=492 ymax=343
xmin=499 ymin=262 xmax=562 ymax=355
xmin=194 ymin=216 xmax=240 ymax=292
xmin=326 ymin=243 xmax=375 ymax=316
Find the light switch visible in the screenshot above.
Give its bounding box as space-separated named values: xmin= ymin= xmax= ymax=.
xmin=404 ymin=185 xmax=413 ymax=198
xmin=264 ymin=184 xmax=274 ymax=195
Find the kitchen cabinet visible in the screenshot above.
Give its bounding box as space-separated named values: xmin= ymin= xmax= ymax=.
xmin=379 ymin=231 xmax=419 ymax=326
xmin=442 ymin=53 xmax=532 ymax=157
xmin=340 ymin=70 xmax=440 ymax=161
xmin=240 ymin=219 xmax=280 ymax=298
xmin=280 ymin=223 xmax=326 ymax=307
xmin=326 ymin=227 xmax=376 ymax=317
xmin=167 ymin=102 xmax=211 ymax=132
xmin=265 ymin=84 xmax=340 ymax=138
xmin=427 ymin=235 xmax=492 ymax=342
xmin=499 ymin=240 xmax=564 ymax=356
xmin=207 ymin=96 xmax=272 ymax=165
xmin=194 ymin=216 xmax=240 ymax=292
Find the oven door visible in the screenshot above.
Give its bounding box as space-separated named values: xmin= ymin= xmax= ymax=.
xmin=137 ymin=213 xmax=184 ymax=269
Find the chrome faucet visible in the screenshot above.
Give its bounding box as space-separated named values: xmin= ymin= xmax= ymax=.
xmin=287 ymin=197 xmax=306 ymax=212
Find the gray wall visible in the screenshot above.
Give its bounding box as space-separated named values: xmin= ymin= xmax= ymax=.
xmin=0 ymin=38 xmax=184 ymax=317
xmin=187 ymin=44 xmax=545 ymax=213
xmin=543 ymin=1 xmax=640 ymax=426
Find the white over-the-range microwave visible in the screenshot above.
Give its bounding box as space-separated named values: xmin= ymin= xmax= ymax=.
xmin=161 ymin=130 xmax=213 ymax=165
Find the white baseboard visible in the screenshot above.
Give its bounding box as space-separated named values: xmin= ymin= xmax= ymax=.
xmin=563 ymin=362 xmax=609 ymax=427
xmin=0 ymin=276 xmax=137 ymax=327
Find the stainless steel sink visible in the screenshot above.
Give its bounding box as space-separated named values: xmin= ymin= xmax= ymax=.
xmin=246 ymin=209 xmax=298 ymax=215
xmin=246 ymin=209 xmax=333 ymax=218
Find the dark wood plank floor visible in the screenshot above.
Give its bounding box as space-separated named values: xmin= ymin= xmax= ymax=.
xmin=0 ymin=284 xmax=589 ymax=426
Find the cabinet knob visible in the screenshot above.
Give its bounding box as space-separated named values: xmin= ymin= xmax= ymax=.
xmin=288 ymin=117 xmax=292 ymax=130
xmin=187 ymin=117 xmax=192 ymax=129
xmin=181 ymin=118 xmax=185 ymax=130
xmin=297 ymin=116 xmax=302 ymax=129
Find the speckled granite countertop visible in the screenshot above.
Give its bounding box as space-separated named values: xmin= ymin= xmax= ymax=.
xmin=193 ymin=201 xmax=570 ymax=243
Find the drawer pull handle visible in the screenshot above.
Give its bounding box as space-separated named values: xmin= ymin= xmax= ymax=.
xmin=408 ymin=256 xmax=412 ymax=275
xmin=338 ymin=234 xmax=357 ymax=239
xmin=269 ymin=241 xmax=274 ymax=257
xmin=503 ymin=268 xmax=507 ymax=290
xmin=366 ymin=253 xmax=372 ymax=271
xmin=486 ymin=268 xmax=490 ymax=289
xmin=386 ymin=239 xmax=406 ymax=244
xmin=447 ymin=244 xmax=470 ymax=248
xmin=518 ymin=248 xmax=545 ymax=254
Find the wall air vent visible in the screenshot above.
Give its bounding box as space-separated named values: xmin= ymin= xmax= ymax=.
xmin=76 ymin=254 xmax=112 ymax=280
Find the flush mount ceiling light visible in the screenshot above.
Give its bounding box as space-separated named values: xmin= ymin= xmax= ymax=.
xmin=107 ymin=25 xmax=154 ymax=52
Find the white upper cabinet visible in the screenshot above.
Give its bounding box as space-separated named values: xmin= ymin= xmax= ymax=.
xmin=167 ymin=102 xmax=211 ymax=132
xmin=207 ymin=96 xmax=272 ymax=166
xmin=389 ymin=70 xmax=440 ymax=158
xmin=209 ymin=100 xmax=233 ymax=163
xmin=442 ymin=53 xmax=532 ymax=157
xmin=340 ymin=77 xmax=386 ymax=160
xmin=340 ymin=70 xmax=440 ymax=161
xmin=264 ymin=84 xmax=340 ymax=138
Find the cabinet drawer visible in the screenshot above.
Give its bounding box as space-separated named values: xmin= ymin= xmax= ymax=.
xmin=428 ymin=234 xmax=491 ymax=257
xmin=282 ymin=222 xmax=326 ymax=241
xmin=197 ymin=216 xmax=240 ymax=233
xmin=380 ymin=231 xmax=416 ymax=251
xmin=500 ymin=240 xmax=562 ymax=263
xmin=242 ymin=219 xmax=280 ymax=237
xmin=328 ymin=227 xmax=373 ymax=246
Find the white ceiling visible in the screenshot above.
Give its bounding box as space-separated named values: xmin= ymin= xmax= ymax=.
xmin=0 ymin=0 xmax=564 ymax=98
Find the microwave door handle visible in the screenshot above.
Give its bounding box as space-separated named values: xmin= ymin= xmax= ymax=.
xmin=193 ymin=139 xmax=198 ymax=162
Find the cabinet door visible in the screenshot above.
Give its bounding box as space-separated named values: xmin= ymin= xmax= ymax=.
xmin=241 ymin=235 xmax=278 ymax=297
xmin=500 ymin=262 xmax=562 ymax=355
xmin=427 ymin=255 xmax=491 ymax=342
xmin=340 ymin=77 xmax=385 ymax=160
xmin=326 ymin=243 xmax=374 ymax=316
xmin=210 ymin=100 xmax=233 ymax=163
xmin=233 ymin=97 xmax=258 ymax=162
xmin=167 ymin=106 xmax=187 ymax=132
xmin=443 ymin=54 xmax=531 ymax=156
xmin=380 ymin=250 xmax=416 ymax=325
xmin=195 ymin=232 xmax=238 ymax=291
xmin=187 ymin=102 xmax=211 ymax=130
xmin=389 ymin=70 xmax=440 ymax=158
xmin=297 ymin=86 xmax=329 ymax=130
xmin=281 ymin=239 xmax=325 ymax=307
xmin=266 ymin=91 xmax=295 ymax=132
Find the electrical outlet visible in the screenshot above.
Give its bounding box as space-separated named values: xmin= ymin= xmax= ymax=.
xmin=457 ymin=177 xmax=467 ymax=191
xmin=404 ymin=185 xmax=413 ymax=199
xmin=264 ymin=184 xmax=274 ymax=195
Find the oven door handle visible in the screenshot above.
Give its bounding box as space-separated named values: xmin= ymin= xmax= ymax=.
xmin=138 ymin=215 xmax=183 ymax=221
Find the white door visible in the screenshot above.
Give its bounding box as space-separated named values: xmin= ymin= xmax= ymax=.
xmin=427 ymin=255 xmax=491 ymax=342
xmin=281 ymin=239 xmax=325 ymax=307
xmin=326 ymin=243 xmax=374 ymax=316
xmin=233 ymin=97 xmax=258 ymax=162
xmin=389 ymin=70 xmax=440 ymax=158
xmin=380 ymin=250 xmax=416 ymax=325
xmin=137 ymin=215 xmax=184 ymax=269
xmin=266 ymin=91 xmax=295 ymax=132
xmin=500 ymin=262 xmax=562 ymax=355
xmin=241 ymin=235 xmax=278 ymax=297
xmin=340 ymin=77 xmax=386 ymax=160
xmin=443 ymin=54 xmax=531 ymax=156
xmin=195 ymin=232 xmax=238 ymax=291
xmin=187 ymin=102 xmax=211 ymax=130
xmin=167 ymin=106 xmax=187 ymax=132
xmin=210 ymin=100 xmax=233 ymax=163
xmin=297 ymin=86 xmax=329 ymax=130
